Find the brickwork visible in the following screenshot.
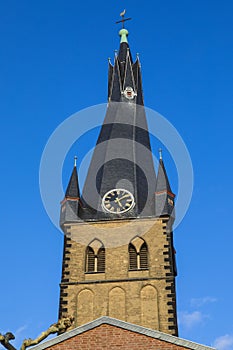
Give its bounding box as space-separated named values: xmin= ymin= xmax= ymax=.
xmin=45 ymin=324 xmax=190 ymax=350
xmin=59 ymin=217 xmax=178 ymax=335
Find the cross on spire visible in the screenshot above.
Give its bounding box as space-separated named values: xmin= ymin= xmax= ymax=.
xmin=116 ymin=9 xmax=132 ymax=28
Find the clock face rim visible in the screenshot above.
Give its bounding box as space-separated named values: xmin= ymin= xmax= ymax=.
xmin=123 ymin=86 xmax=135 ymax=100
xmin=102 ymin=188 xmax=135 ymax=214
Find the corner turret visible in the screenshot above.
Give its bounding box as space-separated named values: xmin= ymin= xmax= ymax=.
xmin=60 ymin=157 xmax=81 ymax=226
xmin=155 ymin=149 xmax=175 ymax=218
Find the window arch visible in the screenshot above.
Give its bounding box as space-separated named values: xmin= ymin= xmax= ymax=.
xmin=129 ymin=243 xmax=137 ymax=270
xmin=86 ymin=246 xmax=95 ymax=272
xmin=86 ymin=239 xmax=105 ymax=273
xmin=97 ymin=247 xmax=105 ymax=272
xmin=129 ymin=237 xmax=148 ymax=270
xmin=140 ymin=242 xmax=148 ymax=269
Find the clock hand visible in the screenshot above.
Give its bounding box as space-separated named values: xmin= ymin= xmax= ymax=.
xmin=118 ymin=194 xmax=131 ymax=201
xmin=115 ymin=198 xmax=123 ymax=207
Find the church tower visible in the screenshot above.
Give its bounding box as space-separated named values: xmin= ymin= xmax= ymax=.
xmin=59 ymin=24 xmax=178 ymax=336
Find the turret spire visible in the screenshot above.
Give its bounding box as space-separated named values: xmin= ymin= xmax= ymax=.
xmin=155 ymin=151 xmax=175 ymax=218
xmin=156 ymin=151 xmax=172 ymax=194
xmin=60 ymin=158 xmax=81 ymax=226
xmin=65 ymin=160 xmax=80 ymax=199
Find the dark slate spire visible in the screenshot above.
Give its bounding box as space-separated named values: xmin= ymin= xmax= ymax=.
xmin=65 ymin=157 xmax=80 ymax=199
xmin=155 ymin=150 xmax=175 ymax=218
xmin=156 ymin=149 xmax=172 ymax=193
xmin=60 ymin=157 xmax=81 ymax=226
xmin=80 ymin=28 xmax=156 ymax=221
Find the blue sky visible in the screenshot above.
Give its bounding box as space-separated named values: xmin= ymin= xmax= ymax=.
xmin=0 ymin=1 xmax=233 ymax=349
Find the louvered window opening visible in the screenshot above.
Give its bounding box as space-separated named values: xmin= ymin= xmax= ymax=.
xmin=129 ymin=242 xmax=148 ymax=270
xmin=86 ymin=246 xmax=105 ymax=273
xmin=140 ymin=243 xmax=148 ymax=269
xmin=129 ymin=244 xmax=137 ymax=270
xmin=97 ymin=247 xmax=105 ymax=272
xmin=86 ymin=247 xmax=95 ymax=272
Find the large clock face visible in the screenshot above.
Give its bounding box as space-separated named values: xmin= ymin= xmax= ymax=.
xmin=102 ymin=189 xmax=135 ymax=214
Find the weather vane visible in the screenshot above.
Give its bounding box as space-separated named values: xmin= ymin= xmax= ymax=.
xmin=116 ymin=9 xmax=132 ymax=28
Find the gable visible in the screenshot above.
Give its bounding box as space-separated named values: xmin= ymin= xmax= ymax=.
xmin=43 ymin=324 xmax=201 ymax=350
xmin=30 ymin=317 xmax=215 ymax=350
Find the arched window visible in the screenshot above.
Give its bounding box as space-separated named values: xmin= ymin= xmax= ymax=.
xmin=129 ymin=243 xmax=137 ymax=270
xmin=97 ymin=247 xmax=105 ymax=272
xmin=140 ymin=242 xmax=148 ymax=269
xmin=129 ymin=237 xmax=148 ymax=270
xmin=86 ymin=246 xmax=95 ymax=272
xmin=86 ymin=239 xmax=105 ymax=273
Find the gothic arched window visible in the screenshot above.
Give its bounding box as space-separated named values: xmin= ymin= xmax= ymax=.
xmin=140 ymin=242 xmax=148 ymax=269
xmin=129 ymin=243 xmax=137 ymax=270
xmin=86 ymin=239 xmax=105 ymax=273
xmin=86 ymin=246 xmax=95 ymax=272
xmin=97 ymin=247 xmax=105 ymax=272
xmin=129 ymin=237 xmax=148 ymax=270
